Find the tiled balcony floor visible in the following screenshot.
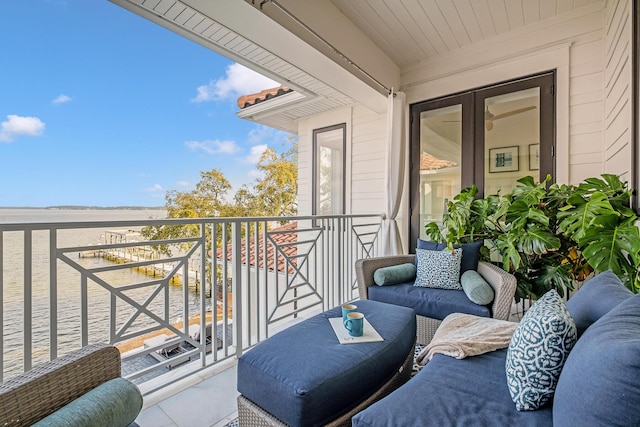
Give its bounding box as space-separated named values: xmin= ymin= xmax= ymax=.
xmin=135 ymin=359 xmax=239 ymax=427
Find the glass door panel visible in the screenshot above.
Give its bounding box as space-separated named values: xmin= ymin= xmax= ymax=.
xmin=483 ymin=87 xmax=540 ymax=196
xmin=418 ymin=104 xmax=462 ymax=238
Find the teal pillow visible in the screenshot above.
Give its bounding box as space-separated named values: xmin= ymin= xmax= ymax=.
xmin=373 ymin=263 xmax=416 ymax=286
xmin=414 ymin=248 xmax=462 ymax=290
xmin=32 ymin=377 xmax=143 ymax=427
xmin=460 ymin=270 xmax=494 ymax=305
xmin=505 ymin=290 xmax=577 ymax=411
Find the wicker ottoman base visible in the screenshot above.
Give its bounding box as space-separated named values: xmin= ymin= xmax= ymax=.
xmin=237 ymin=347 xmax=414 ymax=427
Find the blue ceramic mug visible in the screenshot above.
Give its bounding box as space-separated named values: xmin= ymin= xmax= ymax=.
xmin=342 ymin=303 xmax=357 ymax=325
xmin=344 ymin=312 xmax=364 ymax=337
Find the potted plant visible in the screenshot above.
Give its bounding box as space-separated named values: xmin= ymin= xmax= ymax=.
xmin=425 ymin=174 xmax=640 ymax=301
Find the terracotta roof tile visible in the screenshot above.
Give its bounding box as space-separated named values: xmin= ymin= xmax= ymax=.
xmin=420 ymin=152 xmax=457 ymax=170
xmin=237 ymin=85 xmax=292 ymax=109
xmin=215 ymin=222 xmax=298 ymax=274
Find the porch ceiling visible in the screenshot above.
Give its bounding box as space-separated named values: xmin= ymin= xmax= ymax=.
xmin=330 ymin=0 xmax=602 ymax=69
xmin=110 ymin=0 xmax=602 ymax=132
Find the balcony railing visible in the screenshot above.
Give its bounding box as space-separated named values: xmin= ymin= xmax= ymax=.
xmin=0 ymin=214 xmax=383 ymax=392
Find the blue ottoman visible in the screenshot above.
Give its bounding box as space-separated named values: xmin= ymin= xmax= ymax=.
xmin=237 ymin=300 xmax=416 ymax=427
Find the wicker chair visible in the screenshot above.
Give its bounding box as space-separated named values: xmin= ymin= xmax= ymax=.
xmin=0 ymin=343 xmax=142 ymax=427
xmin=356 ymin=255 xmax=517 ymax=344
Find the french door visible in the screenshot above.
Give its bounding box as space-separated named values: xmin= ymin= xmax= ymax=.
xmin=409 ymin=72 xmax=555 ymax=245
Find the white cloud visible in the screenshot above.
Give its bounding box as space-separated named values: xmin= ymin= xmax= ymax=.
xmin=144 ymin=184 xmax=163 ymax=193
xmin=185 ymin=139 xmax=240 ymax=155
xmin=244 ymin=144 xmax=268 ymax=164
xmin=0 ymin=115 xmax=45 ymax=143
xmin=176 ymin=181 xmax=191 ymax=188
xmin=52 ymin=94 xmax=72 ymax=104
xmin=191 ymin=63 xmax=279 ymax=103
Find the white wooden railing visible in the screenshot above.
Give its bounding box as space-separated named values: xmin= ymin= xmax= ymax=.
xmin=0 ymin=214 xmax=383 ymax=392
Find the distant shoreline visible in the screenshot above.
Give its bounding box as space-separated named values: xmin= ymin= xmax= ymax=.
xmin=0 ymin=206 xmax=165 ymax=210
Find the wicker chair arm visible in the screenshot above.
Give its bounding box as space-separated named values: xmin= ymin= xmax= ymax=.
xmin=477 ymin=261 xmax=517 ymax=321
xmin=355 ymin=255 xmax=416 ymax=299
xmin=0 ymin=343 xmax=122 ymax=426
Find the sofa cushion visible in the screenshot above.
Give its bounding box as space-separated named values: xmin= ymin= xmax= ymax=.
xmin=353 ymin=348 xmax=552 ymax=427
xmin=368 ymin=283 xmax=490 ymax=320
xmin=373 ymin=263 xmax=416 ymax=286
xmin=461 ymin=270 xmax=495 ymax=305
xmin=237 ymin=300 xmax=416 ymax=427
xmin=417 ymin=239 xmax=483 ymax=275
xmin=566 ymin=270 xmax=632 ymax=336
xmin=553 ymin=293 xmax=640 ymax=427
xmin=505 ymin=290 xmax=577 ymax=411
xmin=415 ymin=248 xmax=462 ymax=290
xmin=31 ymin=377 xmax=142 ymax=427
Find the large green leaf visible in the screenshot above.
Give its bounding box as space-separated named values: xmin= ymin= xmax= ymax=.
xmin=536 ymin=260 xmax=576 ymax=297
xmin=517 ymin=223 xmax=561 ymax=255
xmin=581 ymin=215 xmax=640 ymax=289
xmin=494 ymin=234 xmax=522 ymax=272
xmin=557 ymin=192 xmax=618 ymax=243
xmin=510 ymin=175 xmax=548 ymax=206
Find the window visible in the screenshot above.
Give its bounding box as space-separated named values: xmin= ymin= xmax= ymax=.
xmin=410 ymin=72 xmax=555 ymax=245
xmin=313 ymin=124 xmax=346 ymax=217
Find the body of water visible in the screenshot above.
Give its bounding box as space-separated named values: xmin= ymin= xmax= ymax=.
xmin=0 ymin=208 xmax=208 ymax=380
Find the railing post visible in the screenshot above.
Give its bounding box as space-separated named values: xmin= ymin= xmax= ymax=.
xmin=232 ymin=221 xmax=243 ymax=358
xmin=23 ymin=230 xmax=32 ymax=372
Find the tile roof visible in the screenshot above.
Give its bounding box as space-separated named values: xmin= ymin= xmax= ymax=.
xmin=237 ymin=85 xmax=293 ymax=109
xmin=215 ymin=222 xmax=298 ymax=274
xmin=420 ymin=152 xmax=457 ymax=170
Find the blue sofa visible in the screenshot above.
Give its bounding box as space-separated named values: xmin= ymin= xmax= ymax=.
xmin=353 ymin=271 xmax=640 ymax=426
xmin=356 ymin=254 xmax=517 ymax=344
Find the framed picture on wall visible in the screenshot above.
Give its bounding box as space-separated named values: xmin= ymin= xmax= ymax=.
xmin=529 ymin=144 xmax=540 ymax=170
xmin=489 ymin=146 xmax=519 ymax=173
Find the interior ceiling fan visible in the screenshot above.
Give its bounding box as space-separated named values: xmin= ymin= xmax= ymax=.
xmin=440 ymin=105 xmax=537 ymax=131
xmin=484 ymin=105 xmax=536 ymax=131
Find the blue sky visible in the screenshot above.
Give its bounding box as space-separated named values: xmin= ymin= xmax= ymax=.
xmin=0 ymin=0 xmax=292 ymax=207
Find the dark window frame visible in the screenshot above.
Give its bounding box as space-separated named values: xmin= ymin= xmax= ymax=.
xmin=633 ymin=0 xmax=639 ymax=212
xmin=312 ymin=123 xmax=347 ymax=218
xmin=409 ymin=72 xmax=556 ymax=249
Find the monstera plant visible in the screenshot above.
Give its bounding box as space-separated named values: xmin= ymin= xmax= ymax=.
xmin=425 ymin=174 xmax=640 ymax=301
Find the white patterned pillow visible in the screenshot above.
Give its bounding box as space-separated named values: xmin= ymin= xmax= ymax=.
xmin=414 ymin=248 xmax=462 ymax=290
xmin=505 ymin=289 xmax=577 ymax=411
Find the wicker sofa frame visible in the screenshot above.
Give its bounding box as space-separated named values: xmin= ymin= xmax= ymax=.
xmin=0 ymin=343 xmax=134 ymax=426
xmin=356 ymin=255 xmax=517 ymax=345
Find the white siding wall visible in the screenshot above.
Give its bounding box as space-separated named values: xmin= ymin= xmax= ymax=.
xmin=350 ymin=106 xmax=386 ymax=214
xmin=603 ymin=0 xmax=633 ymax=180
xmin=297 ymin=106 xmax=386 ymax=216
xmin=297 ymin=107 xmax=352 ymax=216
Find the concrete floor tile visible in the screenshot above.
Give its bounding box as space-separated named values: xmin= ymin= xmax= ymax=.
xmin=135 ymin=405 xmax=178 ymax=427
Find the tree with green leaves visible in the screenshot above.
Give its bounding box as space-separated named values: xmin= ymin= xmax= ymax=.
xmin=141 ymin=140 xmax=298 ymax=295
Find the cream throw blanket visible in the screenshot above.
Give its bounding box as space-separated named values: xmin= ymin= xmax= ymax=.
xmin=416 ymin=313 xmax=518 ymax=365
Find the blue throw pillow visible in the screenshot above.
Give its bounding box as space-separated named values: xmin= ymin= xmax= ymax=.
xmin=373 ymin=263 xmax=416 ymax=286
xmin=416 ymin=239 xmax=482 ymax=275
xmin=566 ymin=270 xmax=632 ymax=336
xmin=414 ymin=248 xmax=462 ymax=290
xmin=553 ymin=293 xmax=640 ymax=426
xmin=505 ymin=290 xmax=577 ymax=411
xmin=460 ymin=270 xmax=494 ymax=305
